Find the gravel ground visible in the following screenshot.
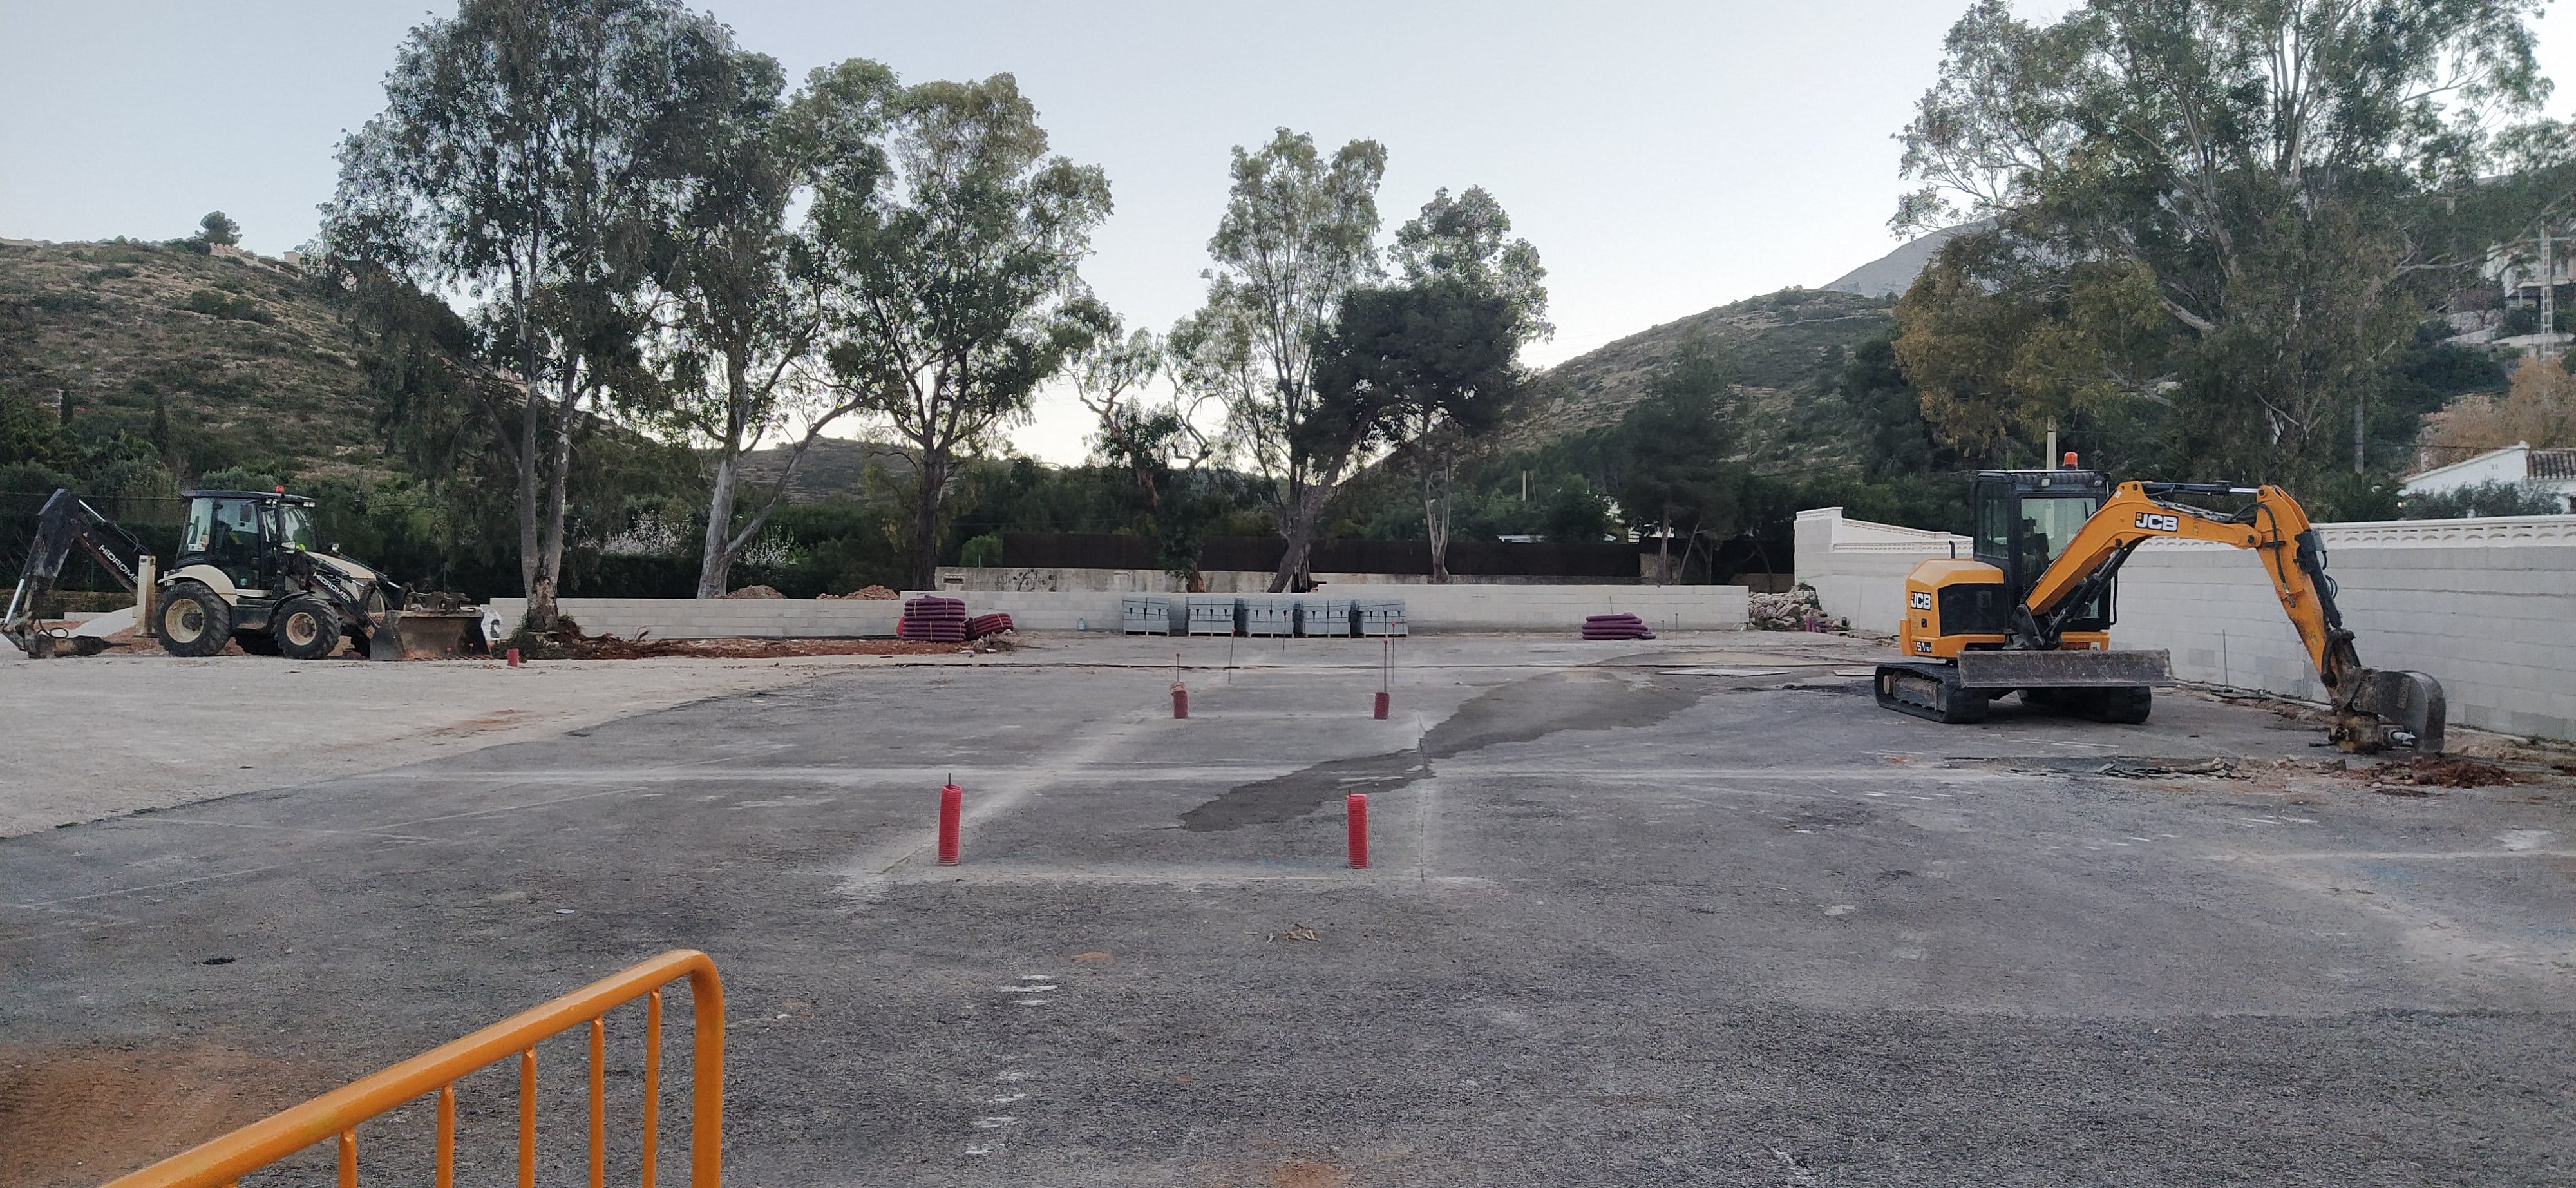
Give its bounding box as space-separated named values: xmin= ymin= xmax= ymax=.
xmin=4 ymin=632 xmax=2572 ymax=1187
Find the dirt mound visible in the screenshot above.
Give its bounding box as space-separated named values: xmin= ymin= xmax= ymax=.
xmin=0 ymin=1042 xmax=314 ymax=1187
xmin=721 ymin=584 xmax=786 ymax=599
xmin=818 ymin=585 xmax=899 ymax=600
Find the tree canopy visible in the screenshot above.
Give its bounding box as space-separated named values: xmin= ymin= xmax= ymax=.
xmin=1889 ymin=0 xmax=2555 ymax=501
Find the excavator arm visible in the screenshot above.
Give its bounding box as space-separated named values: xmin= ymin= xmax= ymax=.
xmin=5 ymin=488 xmax=152 ymax=659
xmin=2016 ymin=481 xmax=2443 ymax=753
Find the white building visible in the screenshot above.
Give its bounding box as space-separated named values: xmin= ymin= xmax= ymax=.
xmin=2401 ymin=442 xmax=2576 ymax=512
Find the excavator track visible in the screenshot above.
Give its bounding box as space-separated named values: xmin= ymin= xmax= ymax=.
xmin=1875 ymin=662 xmax=1989 ymax=724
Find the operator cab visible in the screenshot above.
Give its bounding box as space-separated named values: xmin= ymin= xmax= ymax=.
xmin=177 ymin=489 xmax=320 ymax=594
xmin=1971 ymin=469 xmax=2112 ymax=622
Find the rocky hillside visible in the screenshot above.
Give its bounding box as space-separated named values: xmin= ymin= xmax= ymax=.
xmin=0 ymin=238 xmax=392 ymax=484
xmin=1513 ymin=286 xmax=1899 ymax=472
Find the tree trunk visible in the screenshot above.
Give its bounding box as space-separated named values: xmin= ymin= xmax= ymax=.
xmin=531 ymin=372 xmax=580 ymax=629
xmin=1269 ymin=475 xmax=1336 ymax=593
xmin=515 ymin=383 xmax=543 ymax=627
xmin=1421 ymin=445 xmax=1454 ymax=585
xmin=911 ymin=450 xmax=947 ymax=591
xmin=696 ymin=450 xmax=741 ymax=599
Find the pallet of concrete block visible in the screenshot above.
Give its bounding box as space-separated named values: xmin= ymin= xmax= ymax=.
xmin=1354 ymin=597 xmax=1406 ymax=637
xmin=1121 ymin=594 xmax=1177 ymax=635
xmin=1244 ymin=595 xmax=1297 ymax=637
xmin=1299 ymin=597 xmax=1352 ymax=637
xmin=1187 ymin=595 xmax=1244 ymax=636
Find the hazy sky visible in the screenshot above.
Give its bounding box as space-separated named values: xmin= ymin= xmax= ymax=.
xmin=8 ymin=1 xmax=2576 ymax=463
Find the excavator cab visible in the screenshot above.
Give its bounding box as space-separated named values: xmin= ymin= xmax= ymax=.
xmin=1971 ymin=470 xmax=2114 ymax=624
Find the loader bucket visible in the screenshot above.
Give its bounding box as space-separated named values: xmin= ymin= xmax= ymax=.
xmin=2334 ymin=669 xmax=2445 ymax=755
xmin=378 ymin=609 xmax=486 ymax=660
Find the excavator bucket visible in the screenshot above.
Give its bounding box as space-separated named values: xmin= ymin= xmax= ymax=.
xmin=2335 ymin=669 xmax=2446 ymax=755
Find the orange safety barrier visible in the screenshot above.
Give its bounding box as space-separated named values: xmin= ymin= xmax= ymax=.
xmin=100 ymin=949 xmax=724 ymax=1188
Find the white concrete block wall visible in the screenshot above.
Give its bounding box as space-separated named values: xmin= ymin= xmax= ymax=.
xmin=1796 ymin=507 xmax=2576 ymax=742
xmin=1794 ymin=507 xmax=1971 ymax=633
xmin=484 ymin=584 xmax=1748 ymax=640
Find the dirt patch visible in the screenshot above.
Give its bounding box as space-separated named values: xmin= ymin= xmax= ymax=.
xmin=0 ymin=1042 xmax=315 ymax=1186
xmin=2365 ymin=755 xmax=2517 ymax=789
xmin=504 ymin=615 xmax=1011 ymax=660
xmin=558 ymin=636 xmax=1005 ymax=660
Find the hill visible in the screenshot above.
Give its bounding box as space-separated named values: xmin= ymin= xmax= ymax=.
xmin=732 ymin=437 xmax=914 ymax=504
xmin=1513 ymin=286 xmax=1898 ymax=474
xmin=1819 ymin=223 xmax=1980 ymax=298
xmin=0 ymin=238 xmax=386 ymax=486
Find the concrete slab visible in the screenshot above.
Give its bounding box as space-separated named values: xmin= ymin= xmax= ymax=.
xmin=4 ymin=631 xmax=2573 ymax=1185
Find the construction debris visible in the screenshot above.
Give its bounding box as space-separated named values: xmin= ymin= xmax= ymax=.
xmin=2098 ymin=758 xmax=2245 ymax=780
xmin=2365 ymin=755 xmax=2515 ymax=789
xmin=1750 ymin=586 xmax=1847 ymax=632
xmin=817 ymin=586 xmax=900 ymax=600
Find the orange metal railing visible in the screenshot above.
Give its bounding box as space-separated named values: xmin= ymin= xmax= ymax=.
xmin=100 ymin=949 xmax=724 ymax=1188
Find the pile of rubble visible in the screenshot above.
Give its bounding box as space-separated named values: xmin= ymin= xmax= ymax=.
xmin=1750 ymin=586 xmax=1846 ymax=632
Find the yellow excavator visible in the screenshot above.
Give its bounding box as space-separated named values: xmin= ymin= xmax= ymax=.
xmin=1876 ymin=466 xmax=2445 ymax=753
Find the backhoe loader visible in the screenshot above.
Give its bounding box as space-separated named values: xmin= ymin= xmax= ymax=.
xmin=1876 ymin=468 xmax=2445 ymax=754
xmin=5 ymin=487 xmax=482 ymax=660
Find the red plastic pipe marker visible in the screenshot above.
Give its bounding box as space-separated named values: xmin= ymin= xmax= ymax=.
xmin=1172 ymin=685 xmax=1189 ymax=719
xmin=936 ymin=783 xmax=963 ymax=866
xmin=1372 ymin=691 xmax=1390 ymax=720
xmin=506 ymin=647 xmax=522 ymax=668
xmin=1346 ymin=793 xmax=1369 ymax=868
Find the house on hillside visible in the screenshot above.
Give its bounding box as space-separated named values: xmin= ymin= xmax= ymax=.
xmin=2401 ymin=442 xmax=2576 ymax=513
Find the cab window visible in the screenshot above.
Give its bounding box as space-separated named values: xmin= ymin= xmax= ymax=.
xmin=189 ymin=497 xmax=263 ymax=587
xmin=272 ymin=504 xmax=319 ymax=553
xmin=1973 ymin=483 xmax=2012 ymax=566
xmin=2018 ymin=495 xmax=2099 ymax=580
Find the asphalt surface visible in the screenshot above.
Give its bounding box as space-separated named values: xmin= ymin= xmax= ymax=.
xmin=5 ymin=633 xmax=2573 ymax=1187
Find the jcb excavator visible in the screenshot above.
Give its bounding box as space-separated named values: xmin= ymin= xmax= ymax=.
xmin=1876 ymin=467 xmax=2445 ymax=754
xmin=5 ymin=487 xmax=482 ymax=660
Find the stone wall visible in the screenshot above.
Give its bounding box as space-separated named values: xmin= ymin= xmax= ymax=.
xmin=1793 ymin=506 xmax=2576 ymax=741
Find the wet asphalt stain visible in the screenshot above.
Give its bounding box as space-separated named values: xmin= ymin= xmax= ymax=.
xmin=1177 ymin=749 xmax=1432 ymax=832
xmin=1179 ymin=672 xmax=1709 ymax=831
xmin=1419 ymin=671 xmax=1706 ymax=759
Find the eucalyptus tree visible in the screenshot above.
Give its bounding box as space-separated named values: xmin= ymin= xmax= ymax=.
xmin=1183 ymin=129 xmax=1387 ymax=592
xmin=804 ymin=68 xmax=1112 ymax=589
xmin=1075 ymin=318 xmax=1223 ymax=586
xmin=645 ymin=52 xmax=885 ymax=598
xmin=324 ymin=0 xmax=738 ymax=626
xmin=1889 ymin=0 xmax=2552 ymax=490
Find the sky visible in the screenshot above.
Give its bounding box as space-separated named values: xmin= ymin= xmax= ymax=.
xmin=8 ymin=1 xmax=2576 ymax=463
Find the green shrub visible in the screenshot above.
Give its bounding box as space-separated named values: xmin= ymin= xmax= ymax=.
xmin=180 ymin=289 xmax=272 ymax=323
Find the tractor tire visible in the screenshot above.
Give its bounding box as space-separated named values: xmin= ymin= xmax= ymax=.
xmin=157 ymin=581 xmax=232 ymax=657
xmin=234 ymin=629 xmax=281 ymax=656
xmin=272 ymin=596 xmax=344 ymax=660
xmin=2096 ymin=686 xmax=2154 ymax=725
